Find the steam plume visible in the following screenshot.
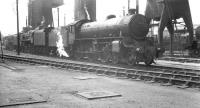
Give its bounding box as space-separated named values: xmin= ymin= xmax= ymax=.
xmin=56 ymin=29 xmax=69 ymax=57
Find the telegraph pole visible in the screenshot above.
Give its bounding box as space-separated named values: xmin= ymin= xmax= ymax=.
xmin=16 ymin=0 xmax=20 ymax=55
xmin=64 ymin=14 xmax=66 ymax=26
xmin=26 ymin=16 xmax=28 ymax=27
xmin=57 ymin=8 xmax=60 ymax=27
xmin=0 ymin=31 xmax=4 ymax=62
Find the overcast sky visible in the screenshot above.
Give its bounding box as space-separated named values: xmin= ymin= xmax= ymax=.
xmin=0 ymin=0 xmax=200 ymax=36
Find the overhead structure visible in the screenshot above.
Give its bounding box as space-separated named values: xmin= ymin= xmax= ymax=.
xmin=74 ymin=0 xmax=96 ymax=21
xmin=28 ymin=0 xmax=64 ymax=29
xmin=145 ymin=0 xmax=193 ymax=55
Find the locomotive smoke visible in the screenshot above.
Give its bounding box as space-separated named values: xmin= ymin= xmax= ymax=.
xmin=56 ymin=30 xmax=69 ymax=57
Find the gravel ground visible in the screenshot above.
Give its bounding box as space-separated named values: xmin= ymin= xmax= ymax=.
xmin=0 ymin=61 xmax=200 ymax=108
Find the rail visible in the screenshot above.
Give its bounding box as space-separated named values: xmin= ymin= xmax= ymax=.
xmin=1 ymin=54 xmax=200 ymax=89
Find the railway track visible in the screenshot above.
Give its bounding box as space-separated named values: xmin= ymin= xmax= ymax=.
xmin=1 ymin=54 xmax=200 ymax=89
xmin=159 ymin=56 xmax=200 ymax=63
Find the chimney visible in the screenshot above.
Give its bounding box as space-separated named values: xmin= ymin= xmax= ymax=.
xmin=136 ymin=0 xmax=139 ymax=14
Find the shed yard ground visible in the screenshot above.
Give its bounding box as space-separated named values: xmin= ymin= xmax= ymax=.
xmin=0 ymin=61 xmax=200 ymax=108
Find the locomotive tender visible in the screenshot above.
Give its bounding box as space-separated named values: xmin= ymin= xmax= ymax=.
xmin=4 ymin=14 xmax=162 ymax=65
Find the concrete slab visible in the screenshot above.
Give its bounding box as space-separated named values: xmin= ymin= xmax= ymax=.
xmin=0 ymin=92 xmax=47 ymax=107
xmin=73 ymin=76 xmax=97 ymax=80
xmin=76 ymin=90 xmax=121 ymax=100
xmin=0 ymin=63 xmax=24 ymax=72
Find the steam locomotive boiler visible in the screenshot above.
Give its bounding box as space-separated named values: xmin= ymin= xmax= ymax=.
xmin=68 ymin=14 xmax=160 ymax=65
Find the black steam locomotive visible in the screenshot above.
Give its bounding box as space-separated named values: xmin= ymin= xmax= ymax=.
xmin=4 ymin=14 xmax=163 ymax=65
xmin=71 ymin=14 xmax=161 ymax=65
